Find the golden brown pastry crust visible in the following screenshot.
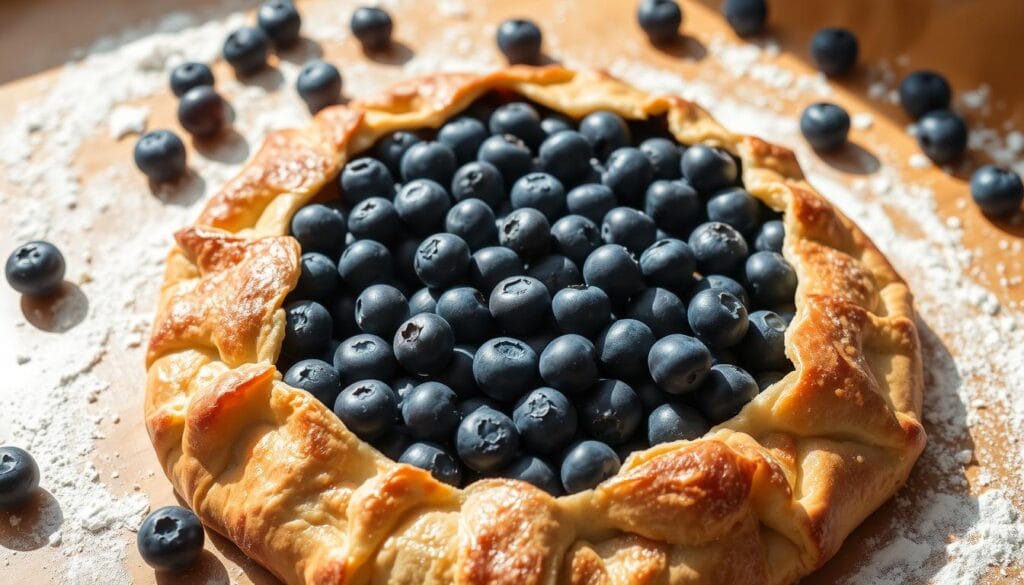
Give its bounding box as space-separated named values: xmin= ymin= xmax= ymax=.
xmin=144 ymin=66 xmax=925 ymax=585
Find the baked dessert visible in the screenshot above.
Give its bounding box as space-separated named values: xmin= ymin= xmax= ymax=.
xmin=145 ymin=66 xmax=925 ymax=585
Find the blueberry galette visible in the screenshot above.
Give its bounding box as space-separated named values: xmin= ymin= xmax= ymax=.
xmin=146 ymin=67 xmax=924 ymax=585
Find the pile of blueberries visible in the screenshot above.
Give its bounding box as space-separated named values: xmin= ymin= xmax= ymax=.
xmin=278 ymin=95 xmax=797 ymax=495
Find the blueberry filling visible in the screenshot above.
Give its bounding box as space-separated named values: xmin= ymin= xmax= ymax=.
xmin=279 ymin=97 xmax=796 ymax=493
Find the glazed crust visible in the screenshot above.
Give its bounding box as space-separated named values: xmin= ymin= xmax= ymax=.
xmin=144 ymin=66 xmax=925 ymax=585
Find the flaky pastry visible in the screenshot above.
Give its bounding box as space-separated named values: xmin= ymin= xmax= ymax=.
xmin=145 ymin=66 xmax=925 ymax=585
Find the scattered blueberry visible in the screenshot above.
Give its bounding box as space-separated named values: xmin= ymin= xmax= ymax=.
xmin=456 ymin=407 xmax=519 ymax=472
xmin=513 ymin=387 xmax=578 ymax=454
xmin=169 ymin=62 xmax=214 ymax=98
xmin=337 ymin=239 xmax=393 ymax=291
xmin=439 ymin=117 xmax=489 ymax=164
xmin=399 ymin=442 xmax=462 ymax=486
xmin=134 ymin=130 xmax=187 ymax=183
xmin=692 ymin=364 xmax=758 ymax=423
xmin=637 ymin=0 xmax=682 ymax=44
xmin=473 ymin=337 xmax=538 ymax=402
xmin=281 ymin=300 xmax=332 ymax=361
xmin=496 ymin=19 xmax=543 ymax=64
xmin=687 ymin=288 xmax=749 ymax=349
xmin=899 ymin=70 xmax=952 ymax=120
xmin=177 ymin=86 xmax=227 ymax=138
xmin=296 ymin=59 xmax=342 ymax=112
xmin=916 ymin=109 xmax=968 ymax=164
xmin=5 ymin=241 xmax=65 ymax=297
xmin=723 ymin=0 xmax=768 ymax=37
xmin=451 ymin=161 xmax=506 ymax=209
xmin=394 ymin=179 xmax=452 ymax=236
xmin=810 ymin=27 xmax=858 ymax=76
xmin=222 ymin=27 xmax=270 ymax=75
xmin=970 ymin=165 xmax=1023 ymax=217
xmin=648 ymin=333 xmax=712 ymax=394
xmin=801 ymin=102 xmax=850 ymax=152
xmin=284 ymin=358 xmax=343 ymax=406
xmin=137 ymin=506 xmax=204 ymax=571
xmin=648 ymin=403 xmax=709 ymax=444
xmin=560 ymin=440 xmax=620 ymax=493
xmin=681 ymin=145 xmax=738 ymax=194
xmin=350 ymin=6 xmax=393 ymax=51
xmin=393 ymin=313 xmax=455 ymax=375
xmin=258 ymin=0 xmax=302 ymax=48
xmin=499 ymin=207 xmax=551 ymax=259
xmin=582 ymin=244 xmax=644 ymax=305
xmin=333 ymin=333 xmax=398 ymax=384
xmin=0 ymin=446 xmax=38 ymax=510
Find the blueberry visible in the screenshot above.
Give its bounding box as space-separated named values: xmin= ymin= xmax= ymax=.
xmin=800 ymin=102 xmax=850 ymax=152
xmin=601 ymin=207 xmax=657 ymax=254
xmin=291 ymin=203 xmax=347 ymax=257
xmin=632 ymin=380 xmax=669 ymax=413
xmin=5 ymin=241 xmax=65 ymax=297
xmin=456 ymin=407 xmax=520 ymax=472
xmin=222 ymin=27 xmax=269 ymax=75
xmin=692 ymin=364 xmax=758 ymax=423
xmin=540 ymin=130 xmax=595 ymax=185
xmin=511 ymin=173 xmax=566 ymax=221
xmin=501 ymin=456 xmax=561 ymax=495
xmin=580 ymin=379 xmax=643 ymax=445
xmin=330 ymin=295 xmax=360 ymax=339
xmin=469 ymin=246 xmax=525 ymax=293
xmin=639 ymin=239 xmax=697 ymax=295
xmin=489 ymin=276 xmax=551 ymax=336
xmin=169 ymin=62 xmax=214 ymax=98
xmin=745 ymin=251 xmax=797 ymax=307
xmin=478 ymin=134 xmax=534 ymax=187
xmin=916 ymin=109 xmax=968 ymax=164
xmin=395 ymin=239 xmax=424 ymax=290
xmin=490 ymin=102 xmax=546 ymax=152
xmin=582 ymin=244 xmax=644 ymax=305
xmin=625 ymin=287 xmax=688 ymax=338
xmin=550 ymin=215 xmax=601 ymax=267
xmin=257 ymin=0 xmax=302 ymax=47
xmin=373 ymin=131 xmax=422 ymax=177
xmin=296 ymin=59 xmax=342 ymax=112
xmin=810 ymin=28 xmax=858 ymax=76
xmin=527 ymin=253 xmax=583 ymax=297
xmin=689 ymin=274 xmax=750 ymax=308
xmin=281 ymin=300 xmax=332 ymax=360
xmin=414 ymin=233 xmax=471 ymax=289
xmin=350 ymin=6 xmax=393 ymax=51
xmin=538 ymin=335 xmax=598 ymax=394
xmin=394 ymin=313 xmax=455 ymax=375
xmin=707 ymin=187 xmax=760 ymax=236
xmin=687 ymin=288 xmax=749 ymax=349
xmin=337 ymin=239 xmax=393 ymax=291
xmin=177 ymin=86 xmax=226 ymax=138
xmin=459 ymin=397 xmax=501 ymax=418
xmin=681 ymin=145 xmax=738 ymax=194
xmin=408 ymin=287 xmax=441 ymax=315
xmin=648 ymin=333 xmax=712 ymax=394
xmin=579 ymin=111 xmax=631 ymax=161
xmin=436 ymin=287 xmax=496 ymax=343
xmin=637 ymin=0 xmax=682 ymax=44
xmin=754 ymin=219 xmax=785 ymax=253
xmin=334 ymin=379 xmax=398 ymax=440
xmin=401 ymin=381 xmax=461 ymax=441
xmin=971 ymin=165 xmax=1024 ymax=217
xmin=0 ymin=446 xmax=39 ymax=510
xmin=137 ymin=506 xmax=204 ymax=571
xmin=755 ymin=370 xmax=786 ymax=392
xmin=394 ymin=179 xmax=452 ymax=236
xmin=348 ymin=197 xmax=400 ymax=243
xmin=560 ymin=440 xmax=620 ymax=493
xmin=541 ymin=115 xmax=572 ymax=136
xmin=372 ymin=428 xmax=413 ymax=460
xmin=602 ymin=147 xmax=654 ymax=207
xmin=496 ymin=19 xmax=542 ymax=64
xmin=639 ymin=138 xmax=683 ymax=180
xmin=688 ymin=222 xmax=749 ymax=275
xmin=513 ymin=387 xmax=578 ymax=453
xmin=399 ymin=442 xmax=462 ymax=486
xmin=439 ymin=117 xmax=489 ymax=164
xmin=899 ymin=70 xmax=952 ymax=120
xmin=648 ymin=403 xmax=709 ymax=445
xmin=284 ymin=358 xmax=342 ymax=406
xmin=551 ymin=285 xmax=613 ymax=338
xmin=644 ymin=180 xmax=701 ymax=237
xmin=473 ymin=337 xmax=538 ymax=402
xmin=435 ymin=345 xmax=480 ymax=398
xmin=499 ymin=207 xmax=551 ymax=259
xmin=596 ymin=319 xmax=656 ymax=380
xmin=451 ymin=161 xmax=506 ymax=209
xmin=723 ymin=0 xmax=768 ymax=36
xmin=333 ymin=333 xmax=398 ymax=383
xmin=401 ymin=141 xmax=458 ymax=185
xmin=566 ymin=183 xmax=618 ymax=224
xmin=738 ymin=310 xmax=789 ymax=372
xmin=134 ymin=129 xmax=188 ymax=184
xmin=294 ymin=252 xmax=340 ymax=303
xmin=355 ymin=284 xmax=409 ymax=338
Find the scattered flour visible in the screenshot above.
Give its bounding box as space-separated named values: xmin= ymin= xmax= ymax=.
xmin=0 ymin=4 xmax=1021 ymax=585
